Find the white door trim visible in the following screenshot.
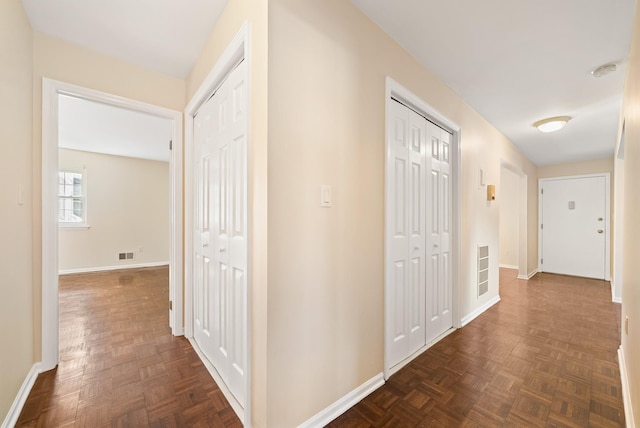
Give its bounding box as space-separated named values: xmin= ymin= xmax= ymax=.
xmin=384 ymin=77 xmax=462 ymax=379
xmin=41 ymin=78 xmax=183 ymax=371
xmin=184 ymin=21 xmax=251 ymax=426
xmin=538 ymin=173 xmax=611 ymax=280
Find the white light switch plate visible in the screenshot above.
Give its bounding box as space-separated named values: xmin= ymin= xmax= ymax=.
xmin=321 ymin=185 xmax=332 ymax=207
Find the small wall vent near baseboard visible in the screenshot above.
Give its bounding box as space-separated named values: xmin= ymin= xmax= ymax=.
xmin=118 ymin=252 xmax=134 ymax=261
xmin=478 ymin=245 xmax=489 ymax=296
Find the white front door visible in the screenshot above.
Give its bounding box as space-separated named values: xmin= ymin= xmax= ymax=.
xmin=387 ymin=99 xmax=453 ymax=370
xmin=193 ymin=60 xmax=247 ymax=407
xmin=540 ymin=175 xmax=608 ymax=279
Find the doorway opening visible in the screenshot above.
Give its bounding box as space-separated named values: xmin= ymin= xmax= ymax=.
xmin=41 ymin=80 xmax=183 ymax=371
xmin=499 ymin=163 xmax=528 ymax=280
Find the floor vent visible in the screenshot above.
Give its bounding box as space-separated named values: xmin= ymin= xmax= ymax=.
xmin=478 ymin=245 xmax=489 ymax=296
xmin=118 ymin=252 xmax=134 ymax=261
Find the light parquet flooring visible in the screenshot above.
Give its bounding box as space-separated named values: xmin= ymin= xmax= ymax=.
xmin=16 ymin=266 xmax=241 ymax=428
xmin=328 ymin=269 xmax=625 ymax=427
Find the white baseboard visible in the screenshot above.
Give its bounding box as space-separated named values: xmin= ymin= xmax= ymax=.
xmin=517 ymin=269 xmax=538 ymax=280
xmin=298 ymin=373 xmax=385 ymax=428
xmin=499 ymin=264 xmax=518 ymax=270
xmin=618 ymin=346 xmax=636 ymax=428
xmin=1 ymin=363 xmax=41 ymax=428
xmin=59 ymin=261 xmax=169 ymax=275
xmin=613 ymin=296 xmax=622 ymax=304
xmin=461 ymin=295 xmax=500 ymax=327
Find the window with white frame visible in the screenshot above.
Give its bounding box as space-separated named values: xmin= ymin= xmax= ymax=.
xmin=58 ymin=170 xmax=87 ymax=226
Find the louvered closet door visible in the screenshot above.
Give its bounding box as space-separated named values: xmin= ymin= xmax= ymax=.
xmin=193 ymin=60 xmax=247 ymax=407
xmin=388 ymin=100 xmax=427 ymax=368
xmin=425 ymin=122 xmax=453 ymax=343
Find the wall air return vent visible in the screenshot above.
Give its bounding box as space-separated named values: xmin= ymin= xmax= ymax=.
xmin=478 ymin=245 xmax=489 ymax=296
xmin=118 ymin=252 xmax=134 ymax=260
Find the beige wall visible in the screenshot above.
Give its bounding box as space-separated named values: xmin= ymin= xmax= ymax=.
xmin=0 ymin=0 xmax=33 ymax=422
xmin=185 ymin=0 xmax=269 ymax=425
xmin=500 ymin=167 xmax=520 ymax=268
xmin=59 ymin=149 xmax=169 ymax=272
xmin=32 ymin=32 xmax=185 ymax=365
xmin=619 ymin=2 xmax=640 ymax=423
xmin=537 ymin=157 xmax=614 ymax=179
xmin=266 ymin=0 xmax=537 ymax=425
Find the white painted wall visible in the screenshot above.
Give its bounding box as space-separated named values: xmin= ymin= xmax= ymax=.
xmin=500 ymin=167 xmax=520 ymax=268
xmin=58 ymin=148 xmax=169 ymax=272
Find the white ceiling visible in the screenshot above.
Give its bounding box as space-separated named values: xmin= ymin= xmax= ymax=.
xmin=59 ymin=95 xmax=173 ymax=163
xmin=352 ymin=0 xmax=636 ymax=165
xmin=23 ymin=0 xmax=636 ymax=166
xmin=21 ymin=0 xmax=227 ymax=78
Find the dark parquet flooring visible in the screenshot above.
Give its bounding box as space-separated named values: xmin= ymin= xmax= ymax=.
xmin=328 ymin=269 xmax=625 ymax=427
xmin=15 ymin=268 xmax=625 ymax=427
xmin=15 ymin=267 xmax=241 ymax=428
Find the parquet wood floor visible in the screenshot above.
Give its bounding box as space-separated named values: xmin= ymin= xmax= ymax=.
xmin=16 ymin=268 xmax=625 ymax=427
xmin=328 ymin=269 xmax=625 ymax=427
xmin=15 ymin=266 xmax=241 ymax=428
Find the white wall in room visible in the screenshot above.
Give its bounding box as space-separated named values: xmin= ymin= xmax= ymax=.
xmin=59 ymin=148 xmax=170 ymax=272
xmin=500 ymin=167 xmax=520 ymax=268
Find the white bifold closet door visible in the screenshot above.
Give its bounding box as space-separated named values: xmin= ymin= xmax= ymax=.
xmin=388 ymin=99 xmax=453 ymax=369
xmin=193 ymin=60 xmax=248 ymax=407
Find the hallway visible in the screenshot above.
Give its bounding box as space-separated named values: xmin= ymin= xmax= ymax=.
xmin=330 ymin=269 xmax=624 ymax=427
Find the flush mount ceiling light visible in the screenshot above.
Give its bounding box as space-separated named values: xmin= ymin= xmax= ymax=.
xmin=533 ymin=116 xmax=572 ymax=133
xmin=591 ymin=63 xmax=617 ymax=78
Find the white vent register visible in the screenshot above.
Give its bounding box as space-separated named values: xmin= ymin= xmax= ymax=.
xmin=478 ymin=245 xmax=489 ymax=296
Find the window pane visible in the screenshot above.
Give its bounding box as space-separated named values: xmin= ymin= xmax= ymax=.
xmin=73 ymin=198 xmax=83 ymax=217
xmin=59 ymin=171 xmax=85 ymax=224
xmin=73 ymin=177 xmax=82 ymax=196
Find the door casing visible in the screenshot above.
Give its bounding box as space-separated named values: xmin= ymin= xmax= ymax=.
xmin=384 ymin=77 xmax=462 ymax=379
xmin=41 ymin=79 xmax=184 ymax=371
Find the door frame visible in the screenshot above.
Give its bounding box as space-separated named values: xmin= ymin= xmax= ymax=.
xmin=538 ymin=173 xmax=611 ymax=280
xmin=184 ymin=22 xmax=251 ymax=425
xmin=613 ymin=122 xmax=625 ymax=302
xmin=500 ymin=161 xmax=529 ymax=280
xmin=383 ymin=77 xmax=462 ymax=379
xmin=41 ymin=78 xmax=184 ymax=371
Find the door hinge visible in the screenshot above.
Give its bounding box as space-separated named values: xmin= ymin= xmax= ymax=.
xmin=541 ymin=188 xmax=544 ymax=194
xmin=169 ymin=300 xmax=173 ymax=310
xmin=169 ymin=139 xmax=173 ymax=150
xmin=541 ymin=224 xmax=543 ymax=229
xmin=541 ymin=258 xmax=543 ymax=264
